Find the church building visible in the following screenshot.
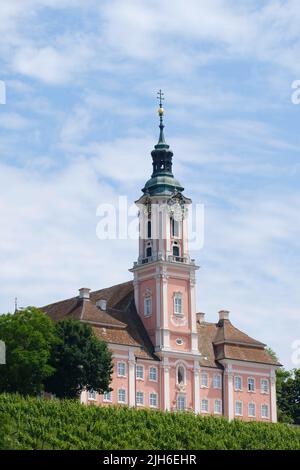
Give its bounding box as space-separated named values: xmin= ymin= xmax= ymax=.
xmin=42 ymin=94 xmax=279 ymax=421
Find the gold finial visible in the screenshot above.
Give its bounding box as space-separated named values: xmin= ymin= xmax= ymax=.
xmin=157 ymin=89 xmax=164 ymax=110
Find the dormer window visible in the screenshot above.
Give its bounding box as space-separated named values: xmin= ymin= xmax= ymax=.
xmin=174 ymin=292 xmax=183 ymax=316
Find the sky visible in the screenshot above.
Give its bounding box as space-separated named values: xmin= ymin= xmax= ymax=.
xmin=0 ymin=0 xmax=300 ymax=368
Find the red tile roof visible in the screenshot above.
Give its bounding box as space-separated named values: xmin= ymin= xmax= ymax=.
xmin=41 ymin=280 xmax=279 ymax=367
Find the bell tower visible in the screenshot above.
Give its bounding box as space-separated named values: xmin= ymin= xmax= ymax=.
xmin=130 ymin=91 xmax=200 ymax=358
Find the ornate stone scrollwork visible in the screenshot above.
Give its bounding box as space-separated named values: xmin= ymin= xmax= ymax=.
xmin=167 ymin=191 xmax=187 ymax=221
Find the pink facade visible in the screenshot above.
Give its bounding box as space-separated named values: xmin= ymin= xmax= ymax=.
xmin=80 ymin=185 xmax=278 ymax=421
xmin=73 ymin=108 xmax=279 ymax=421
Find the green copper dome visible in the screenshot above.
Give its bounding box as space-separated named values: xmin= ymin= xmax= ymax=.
xmin=143 ymin=174 xmax=184 ymax=196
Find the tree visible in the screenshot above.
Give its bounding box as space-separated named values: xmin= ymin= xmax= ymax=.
xmin=44 ymin=319 xmax=113 ymax=399
xmin=277 ymin=369 xmax=300 ymax=425
xmin=266 ymin=348 xmax=300 ymax=424
xmin=0 ymin=307 xmax=58 ymax=395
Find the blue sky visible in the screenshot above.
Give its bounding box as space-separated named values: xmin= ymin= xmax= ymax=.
xmin=0 ymin=0 xmax=300 ymax=368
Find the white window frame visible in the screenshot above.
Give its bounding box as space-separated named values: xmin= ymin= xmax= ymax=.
xmin=117 ymin=361 xmax=126 ymax=377
xmin=103 ymin=391 xmax=112 ymax=402
xmin=201 ymin=398 xmax=209 ymax=413
xmin=176 ymin=338 xmax=183 ymax=346
xmin=235 ymin=400 xmax=243 ymax=416
xmin=214 ymin=399 xmax=222 ymax=415
xmin=247 ymin=377 xmax=255 ymax=393
xmin=88 ymin=389 xmax=96 ymax=401
xmin=144 ymin=295 xmax=152 ymax=318
xmin=260 ymin=378 xmax=269 ymax=394
xmin=136 ymin=391 xmax=144 ymax=406
xmin=248 ymin=402 xmax=256 ymax=417
xmin=261 ymin=404 xmax=269 ymax=419
xmin=173 ymin=292 xmax=183 ymax=316
xmin=149 ymin=366 xmax=158 ymax=382
xmin=118 ymin=388 xmax=126 ymax=404
xmin=213 ymin=374 xmax=222 ymax=389
xmin=201 ymin=372 xmax=208 ymax=388
xmin=177 ymin=394 xmax=186 ymax=411
xmin=149 ymin=392 xmax=158 ymax=408
xmin=234 ymin=376 xmax=242 ymax=391
xmin=136 ymin=364 xmax=144 ymax=380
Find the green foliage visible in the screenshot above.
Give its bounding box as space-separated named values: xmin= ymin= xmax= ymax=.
xmin=0 ymin=394 xmax=299 ymax=450
xmin=44 ymin=319 xmax=113 ymax=399
xmin=0 ymin=308 xmax=58 ymax=395
xmin=277 ymin=368 xmax=300 ymax=425
xmin=265 ymin=348 xmax=300 ymax=425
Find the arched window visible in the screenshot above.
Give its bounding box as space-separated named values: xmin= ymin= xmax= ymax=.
xmin=146 ymin=245 xmax=152 ymax=258
xmin=147 ymin=220 xmax=151 ymax=239
xmin=173 ymin=244 xmax=180 ymax=257
xmin=177 ymin=365 xmax=186 ymax=385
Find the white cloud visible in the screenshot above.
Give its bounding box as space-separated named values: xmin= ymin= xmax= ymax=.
xmin=0 ymin=0 xmax=299 ymax=371
xmin=0 ymin=112 xmax=31 ymax=130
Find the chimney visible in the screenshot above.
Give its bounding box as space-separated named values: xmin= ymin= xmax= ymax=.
xmin=96 ymin=299 xmax=107 ymax=311
xmin=218 ymin=310 xmax=230 ymax=321
xmin=79 ymin=288 xmax=91 ymax=300
xmin=197 ymin=312 xmax=205 ymax=324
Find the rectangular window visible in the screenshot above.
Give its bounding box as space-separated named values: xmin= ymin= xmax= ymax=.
xmin=177 ymin=395 xmax=186 ymax=411
xmin=248 ymin=377 xmax=255 ymax=392
xmin=235 ymin=401 xmax=243 ymax=416
xmin=174 ymin=293 xmax=183 ymax=315
xmin=136 ymin=391 xmax=144 ymax=406
xmin=214 ymin=399 xmax=222 ymax=414
xmin=213 ymin=374 xmax=222 ymax=389
xmin=234 ymin=376 xmax=242 ymax=391
xmin=144 ymin=297 xmax=152 ymax=317
xmin=136 ymin=365 xmax=144 ymax=380
xmin=201 ymin=372 xmax=208 ymax=388
xmin=147 ymin=220 xmax=151 ymax=239
xmin=88 ymin=389 xmax=96 ymax=400
xmin=261 ymin=379 xmax=269 ymax=394
xmin=118 ymin=389 xmax=126 ymax=404
xmin=201 ymin=399 xmax=209 ymax=413
xmin=149 ymin=392 xmax=158 ymax=408
xmin=149 ymin=366 xmax=158 ymax=382
xmin=248 ymin=403 xmax=256 ymax=417
xmin=103 ymin=391 xmax=112 ymax=402
xmin=261 ymin=404 xmax=269 ymax=419
xmin=171 ymin=218 xmax=179 ymax=237
xmin=117 ymin=362 xmax=126 ymax=377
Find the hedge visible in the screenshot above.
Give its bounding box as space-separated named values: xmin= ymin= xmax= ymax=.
xmin=0 ymin=394 xmax=299 ymax=450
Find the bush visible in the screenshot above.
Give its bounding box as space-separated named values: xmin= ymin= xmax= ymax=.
xmin=0 ymin=394 xmax=300 ymax=450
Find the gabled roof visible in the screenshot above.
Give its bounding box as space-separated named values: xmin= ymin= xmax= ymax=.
xmin=41 ymin=280 xmax=279 ymax=367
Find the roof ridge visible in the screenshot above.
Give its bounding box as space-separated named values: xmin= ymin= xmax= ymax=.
xmin=41 ymin=295 xmax=78 ymax=310
xmin=90 ymin=280 xmax=133 ymax=296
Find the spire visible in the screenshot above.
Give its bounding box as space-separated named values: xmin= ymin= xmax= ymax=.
xmin=156 ymin=89 xmax=168 ymax=149
xmin=141 ymin=90 xmax=184 ymax=196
